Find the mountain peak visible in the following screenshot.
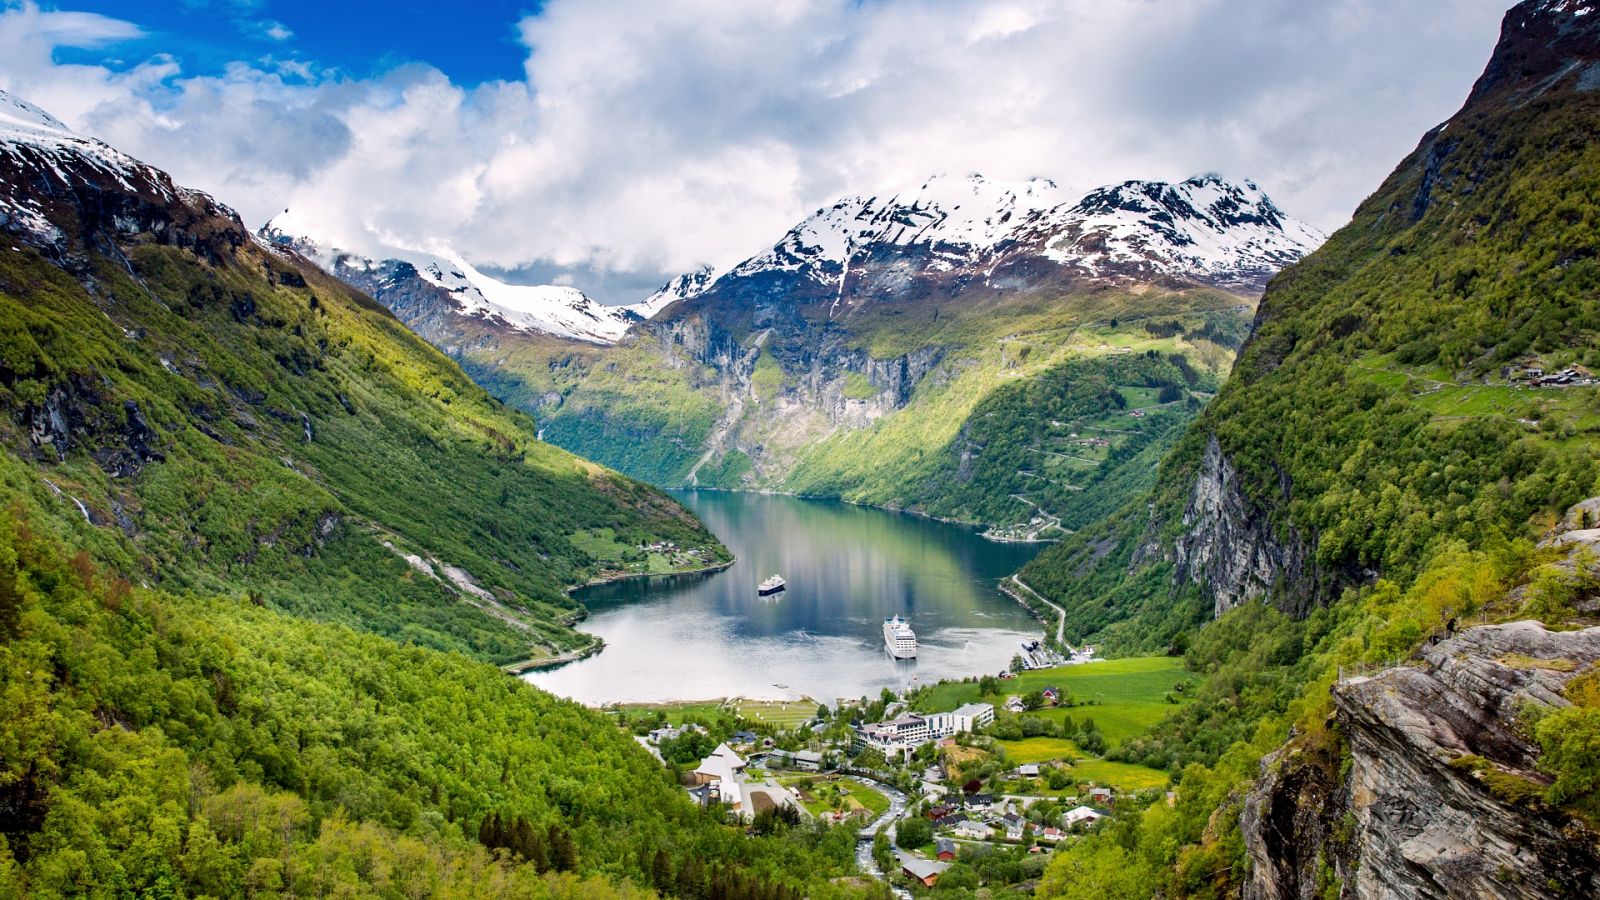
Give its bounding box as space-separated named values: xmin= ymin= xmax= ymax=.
xmin=0 ymin=89 xmax=239 ymax=258
xmin=0 ymin=89 xmax=71 ymax=136
xmin=1466 ymin=0 xmax=1600 ymax=107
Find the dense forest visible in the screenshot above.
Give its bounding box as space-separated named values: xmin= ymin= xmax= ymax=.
xmin=0 ymin=112 xmax=859 ymax=897
xmin=0 ymin=503 xmax=860 ymax=897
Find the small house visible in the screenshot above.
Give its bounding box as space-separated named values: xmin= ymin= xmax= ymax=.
xmin=935 ymin=838 xmax=957 ymax=861
xmin=1016 ymin=763 xmax=1040 ymax=778
xmin=954 ymin=820 xmax=993 ymax=840
xmin=900 ymin=855 xmax=950 ymax=888
xmin=1063 ymin=805 xmax=1103 ymax=829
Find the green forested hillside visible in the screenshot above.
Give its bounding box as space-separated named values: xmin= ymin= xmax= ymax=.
xmin=0 ymin=506 xmax=857 ymax=898
xmin=1027 ymin=3 xmax=1600 ymax=896
xmin=1021 ymin=0 xmax=1600 ymax=651
xmin=544 ymin=284 xmax=1250 ymax=535
xmin=0 ymin=232 xmax=726 ymax=665
xmin=788 ymin=349 xmax=1216 ymax=530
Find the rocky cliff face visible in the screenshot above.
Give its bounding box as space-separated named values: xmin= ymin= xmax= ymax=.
xmin=1243 ymin=621 xmax=1600 ymax=900
xmin=1170 ymin=435 xmax=1324 ymax=617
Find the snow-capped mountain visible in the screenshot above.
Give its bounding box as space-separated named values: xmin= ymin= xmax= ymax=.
xmin=260 ymin=212 xmax=661 ymax=345
xmin=732 ymin=174 xmax=1070 ymax=280
xmin=0 ymin=88 xmax=239 ymax=255
xmin=637 ymin=265 xmax=717 ymax=317
xmin=711 ymin=172 xmax=1323 ymax=300
xmin=1032 ymin=175 xmax=1328 ymax=288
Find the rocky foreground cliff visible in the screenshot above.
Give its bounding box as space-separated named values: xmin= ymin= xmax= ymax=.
xmin=1243 ymin=619 xmax=1600 ymax=900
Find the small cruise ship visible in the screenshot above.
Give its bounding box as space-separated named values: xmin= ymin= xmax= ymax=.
xmin=883 ymin=614 xmax=918 ymax=659
xmin=758 ymin=574 xmax=786 ymax=596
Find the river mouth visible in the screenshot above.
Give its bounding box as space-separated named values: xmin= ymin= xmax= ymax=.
xmin=524 ymin=490 xmax=1046 ymax=705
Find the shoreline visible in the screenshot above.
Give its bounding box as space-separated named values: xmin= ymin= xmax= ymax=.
xmin=564 ymin=557 xmax=735 ymax=595
xmin=503 ymin=635 xmax=606 ymax=674
xmin=511 ymin=559 xmax=735 ymax=676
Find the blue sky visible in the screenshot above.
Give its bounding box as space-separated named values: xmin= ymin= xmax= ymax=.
xmin=56 ymin=1 xmax=540 ymax=84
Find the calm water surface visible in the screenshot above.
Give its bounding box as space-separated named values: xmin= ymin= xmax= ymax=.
xmin=525 ymin=491 xmax=1045 ymax=705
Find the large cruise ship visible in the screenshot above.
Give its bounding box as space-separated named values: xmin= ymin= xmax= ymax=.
xmin=883 ymin=615 xmax=918 ymax=659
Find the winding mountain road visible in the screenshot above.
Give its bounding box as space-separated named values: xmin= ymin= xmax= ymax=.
xmin=1008 ymin=575 xmax=1068 ymax=648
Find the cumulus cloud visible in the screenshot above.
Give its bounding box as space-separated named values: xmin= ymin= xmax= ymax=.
xmin=0 ymin=0 xmax=1512 ymax=300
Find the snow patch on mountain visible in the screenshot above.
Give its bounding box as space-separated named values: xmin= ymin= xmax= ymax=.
xmin=260 ymin=211 xmax=662 ymax=345
xmin=718 ymin=171 xmax=1322 ymax=295
xmin=732 ymin=173 xmax=1068 ymax=282
xmin=0 ymin=88 xmax=200 ymax=247
xmin=1035 ymin=175 xmax=1327 ymax=286
xmin=637 ymin=265 xmax=717 ymax=317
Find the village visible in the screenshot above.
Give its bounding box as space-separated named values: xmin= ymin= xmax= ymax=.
xmin=615 ymin=654 xmax=1190 ymax=893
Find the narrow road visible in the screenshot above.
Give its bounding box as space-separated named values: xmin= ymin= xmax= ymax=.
xmin=1008 ymin=575 xmax=1069 ymax=649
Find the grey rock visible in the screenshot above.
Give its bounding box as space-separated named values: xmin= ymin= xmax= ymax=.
xmin=1243 ymin=622 xmax=1600 ymax=900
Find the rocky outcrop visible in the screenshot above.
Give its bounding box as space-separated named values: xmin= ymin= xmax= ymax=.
xmin=1172 ymin=435 xmax=1323 ymax=617
xmin=1243 ymin=621 xmax=1600 ymax=900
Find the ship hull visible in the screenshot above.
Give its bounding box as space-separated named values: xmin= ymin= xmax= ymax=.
xmin=758 ymin=584 xmax=786 ymax=596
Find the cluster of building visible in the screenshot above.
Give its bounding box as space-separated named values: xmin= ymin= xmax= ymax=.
xmin=853 ymin=702 xmax=995 ymax=755
xmin=1506 ymin=360 xmax=1597 ymax=387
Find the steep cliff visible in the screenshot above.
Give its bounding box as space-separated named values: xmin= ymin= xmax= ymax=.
xmin=1243 ymin=621 xmax=1600 ymax=900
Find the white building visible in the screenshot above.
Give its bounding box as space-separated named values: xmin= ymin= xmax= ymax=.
xmin=689 ymin=744 xmax=748 ymax=811
xmin=857 ymin=702 xmax=996 ymax=753
xmin=1063 ymin=805 xmax=1103 ymax=829
xmin=924 ymin=702 xmax=995 ymax=738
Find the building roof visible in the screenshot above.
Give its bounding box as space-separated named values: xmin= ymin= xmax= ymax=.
xmin=900 ymin=855 xmax=951 ymax=880
xmin=952 ymin=702 xmax=994 ymax=717
xmin=693 ymin=744 xmax=747 ymax=797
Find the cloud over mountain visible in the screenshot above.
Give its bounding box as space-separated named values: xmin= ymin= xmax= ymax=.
xmin=0 ymin=0 xmax=1510 ymax=300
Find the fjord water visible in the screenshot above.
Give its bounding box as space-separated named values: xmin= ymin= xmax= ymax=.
xmin=526 ymin=490 xmax=1046 ymax=705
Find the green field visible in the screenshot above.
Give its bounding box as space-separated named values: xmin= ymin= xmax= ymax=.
xmin=1058 ymin=758 xmax=1170 ymax=792
xmin=616 ymin=700 xmax=730 ymax=721
xmin=915 ymin=657 xmax=1192 ymax=748
xmin=782 ymin=776 xmax=889 ymax=818
xmin=991 ymin=738 xmax=1169 ymax=791
xmin=734 ymin=698 xmax=821 ymax=728
xmin=996 ymin=737 xmax=1080 ymax=763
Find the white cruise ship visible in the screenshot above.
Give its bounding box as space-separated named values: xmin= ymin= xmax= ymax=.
xmin=883 ymin=615 xmax=918 ymax=659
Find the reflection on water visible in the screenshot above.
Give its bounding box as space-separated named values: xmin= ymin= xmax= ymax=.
xmin=525 ymin=490 xmax=1045 ymax=705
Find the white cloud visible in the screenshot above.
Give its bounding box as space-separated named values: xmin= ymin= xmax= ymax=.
xmin=0 ymin=0 xmax=1514 ymax=301
xmin=258 ymin=20 xmax=292 ymax=42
